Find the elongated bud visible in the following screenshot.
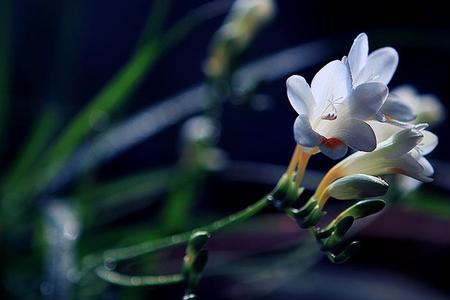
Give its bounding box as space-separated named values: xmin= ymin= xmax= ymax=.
xmin=329 ymin=199 xmax=386 ymax=228
xmin=316 ymin=174 xmax=388 ymax=209
xmin=191 ymin=250 xmax=208 ymax=275
xmin=327 ymin=174 xmax=389 ymax=200
xmin=183 ymin=232 xmax=210 ymax=299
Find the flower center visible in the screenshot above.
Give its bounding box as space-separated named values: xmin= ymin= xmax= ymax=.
xmin=320 ymin=95 xmax=343 ymax=120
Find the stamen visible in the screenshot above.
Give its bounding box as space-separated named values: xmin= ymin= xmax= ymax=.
xmin=369 ymin=72 xmax=380 ymax=81
xmin=320 ymin=95 xmax=343 ymax=121
xmin=321 ymin=113 xmax=337 ymax=120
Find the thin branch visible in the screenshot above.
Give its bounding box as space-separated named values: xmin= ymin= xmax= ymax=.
xmin=96 ymin=267 xmax=183 ymax=287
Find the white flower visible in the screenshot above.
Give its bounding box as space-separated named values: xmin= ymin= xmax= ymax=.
xmin=287 ymin=60 xmax=388 ymax=159
xmin=386 ymin=85 xmax=445 ymax=126
xmin=345 ymin=33 xmax=399 ymax=88
xmin=313 ymin=125 xmax=437 ymax=203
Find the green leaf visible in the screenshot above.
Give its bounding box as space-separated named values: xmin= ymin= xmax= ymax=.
xmin=404 ymin=190 xmax=450 ymax=218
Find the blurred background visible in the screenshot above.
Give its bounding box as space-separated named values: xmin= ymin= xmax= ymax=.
xmin=1 ymin=0 xmax=449 ymax=299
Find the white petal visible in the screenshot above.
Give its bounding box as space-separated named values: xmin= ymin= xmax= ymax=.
xmin=420 ymin=130 xmax=438 ymax=155
xmin=380 ymin=93 xmax=416 ymax=122
xmin=385 ymin=128 xmax=423 ymax=157
xmin=333 ymin=119 xmax=377 ymax=152
xmin=369 ymin=121 xmax=402 ymax=143
xmin=354 ymin=47 xmax=399 ymax=86
xmin=286 ymin=75 xmax=315 ymax=116
xmin=418 ymin=156 xmax=434 ymax=176
xmin=293 ymin=114 xmax=322 ymax=147
xmin=345 ymin=82 xmax=388 ymax=120
xmin=311 ymin=60 xmax=352 ymax=116
xmin=348 ymin=33 xmax=368 ymax=79
xmin=399 ymin=154 xmax=432 ymax=182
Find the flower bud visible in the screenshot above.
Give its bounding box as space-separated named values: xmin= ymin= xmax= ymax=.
xmin=187 ymin=231 xmax=210 ymax=255
xmin=325 ymin=199 xmax=386 ymax=231
xmin=191 ymin=250 xmax=208 ymax=275
xmin=204 ymin=0 xmax=275 ymax=78
xmin=183 ymin=233 xmax=210 ymax=298
xmin=327 ymin=174 xmax=389 ymax=200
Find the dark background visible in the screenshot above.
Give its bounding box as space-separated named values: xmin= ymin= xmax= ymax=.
xmin=3 ymin=0 xmax=450 ymax=299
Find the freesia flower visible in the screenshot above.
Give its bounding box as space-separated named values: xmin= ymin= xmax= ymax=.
xmin=314 ymin=126 xmax=437 ymax=207
xmin=287 ymin=60 xmax=388 ymax=159
xmin=345 ymin=33 xmax=399 ymax=88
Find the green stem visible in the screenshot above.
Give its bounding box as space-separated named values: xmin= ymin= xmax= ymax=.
xmin=78 ymin=195 xmax=270 ymax=281
xmin=109 ymin=196 xmax=268 ymax=261
xmin=95 ymin=267 xmax=183 ymax=287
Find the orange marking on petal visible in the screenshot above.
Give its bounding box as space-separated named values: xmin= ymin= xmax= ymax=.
xmin=390 ymin=167 xmax=403 ymax=174
xmin=321 ymin=137 xmax=344 ymax=149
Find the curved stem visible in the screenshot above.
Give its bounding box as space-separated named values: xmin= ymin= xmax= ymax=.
xmin=78 ymin=195 xmax=270 ymax=281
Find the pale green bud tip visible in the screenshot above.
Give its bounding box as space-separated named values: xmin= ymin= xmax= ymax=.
xmin=326 ymin=241 xmax=362 ymax=264
xmin=188 ymin=231 xmax=210 ymax=254
xmin=327 ymin=174 xmax=389 ymax=200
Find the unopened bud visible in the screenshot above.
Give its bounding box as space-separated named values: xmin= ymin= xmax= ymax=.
xmin=187 ymin=231 xmax=210 ymax=255
xmin=323 ymin=199 xmax=385 ymax=234
xmin=327 ymin=174 xmax=389 ymax=200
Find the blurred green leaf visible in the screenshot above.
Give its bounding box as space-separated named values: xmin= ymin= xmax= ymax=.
xmin=92 ymin=168 xmax=175 ymax=209
xmin=404 ymin=190 xmax=450 ymax=218
xmin=135 ymin=0 xmax=171 ymax=49
xmin=77 ymin=168 xmax=175 ymax=227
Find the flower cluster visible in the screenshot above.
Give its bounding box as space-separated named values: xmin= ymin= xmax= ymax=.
xmin=279 ymin=33 xmax=442 ymax=262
